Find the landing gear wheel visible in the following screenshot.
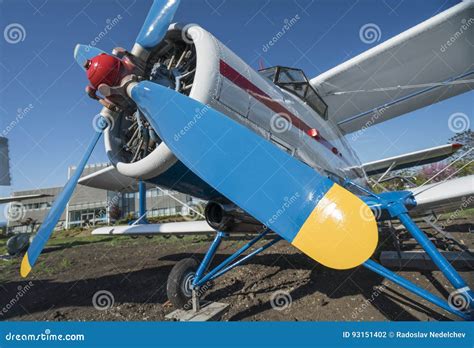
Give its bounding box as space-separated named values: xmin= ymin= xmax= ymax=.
xmin=167 ymin=258 xmax=198 ymax=309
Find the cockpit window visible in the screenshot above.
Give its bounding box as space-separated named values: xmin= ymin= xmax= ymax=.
xmin=259 ymin=66 xmax=328 ymax=120
xmin=305 ymin=87 xmax=328 ymax=119
xmin=278 ymin=69 xmax=306 ymax=84
xmin=259 ymin=67 xmax=278 ymax=83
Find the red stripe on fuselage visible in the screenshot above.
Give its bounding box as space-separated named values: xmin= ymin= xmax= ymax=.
xmin=219 ymin=60 xmax=342 ymax=158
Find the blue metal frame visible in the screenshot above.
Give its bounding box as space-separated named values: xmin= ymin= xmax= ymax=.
xmin=194 ymin=231 xmax=226 ymax=282
xmin=192 ymin=229 xmax=282 ymax=288
xmin=345 ymin=180 xmax=473 ymax=320
xmin=397 ymin=210 xmax=470 ymax=291
xmin=190 ymin=185 xmax=473 ymax=319
xmin=133 ymin=180 xmax=148 ymax=225
xmin=363 ymin=260 xmax=471 ymax=320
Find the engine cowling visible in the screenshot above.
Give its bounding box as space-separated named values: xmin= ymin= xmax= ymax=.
xmin=104 ymin=23 xmax=265 ymax=182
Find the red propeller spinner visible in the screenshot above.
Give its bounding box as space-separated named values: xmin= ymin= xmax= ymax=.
xmin=84 ymin=53 xmax=123 ymax=89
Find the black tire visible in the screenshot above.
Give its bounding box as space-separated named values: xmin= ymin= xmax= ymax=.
xmin=7 ymin=234 xmax=30 ymax=256
xmin=167 ymin=258 xmax=198 ymax=309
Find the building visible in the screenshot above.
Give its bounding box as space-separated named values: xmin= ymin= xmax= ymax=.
xmin=0 ymin=137 xmax=11 ymax=186
xmin=7 ymin=163 xmax=200 ymax=233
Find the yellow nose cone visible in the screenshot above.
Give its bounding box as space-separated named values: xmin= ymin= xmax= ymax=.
xmin=291 ymin=184 xmax=378 ymax=270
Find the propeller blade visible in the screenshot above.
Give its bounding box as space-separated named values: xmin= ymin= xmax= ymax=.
xmin=20 ymin=129 xmax=103 ymax=277
xmin=129 ymin=82 xmax=378 ymax=270
xmin=74 ymin=44 xmax=106 ymax=70
xmin=135 ymin=0 xmax=181 ymax=50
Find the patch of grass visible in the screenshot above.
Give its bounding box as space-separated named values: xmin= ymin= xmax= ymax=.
xmin=59 ymin=258 xmax=72 ymax=269
xmin=1 ymin=229 xmax=211 ymax=258
xmin=0 ymin=237 xmax=7 ymax=255
xmin=32 ymin=257 xmax=71 ymax=277
xmin=453 ymin=207 xmax=474 ymax=219
xmin=47 ymin=234 xmax=113 ymax=248
xmin=99 ymin=234 xmax=211 ymax=247
xmin=438 ymin=207 xmax=474 ymax=220
xmin=37 ymin=264 xmax=56 ymax=276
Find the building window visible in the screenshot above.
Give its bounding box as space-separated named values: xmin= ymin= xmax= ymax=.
xmin=68 ymin=208 xmax=107 ymax=228
xmin=122 ymin=193 xmax=136 ymax=218
xmin=157 ymin=207 xmax=172 ymax=216
xmin=147 ymin=209 xmax=159 ymax=218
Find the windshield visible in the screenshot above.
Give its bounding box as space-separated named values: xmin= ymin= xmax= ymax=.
xmin=276 ymin=68 xmax=328 ymax=119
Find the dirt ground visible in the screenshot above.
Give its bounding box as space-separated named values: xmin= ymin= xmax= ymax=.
xmin=0 ymin=218 xmax=472 ymax=322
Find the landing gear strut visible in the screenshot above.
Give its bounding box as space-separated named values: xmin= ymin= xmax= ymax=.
xmin=166 ymin=230 xmax=281 ymax=312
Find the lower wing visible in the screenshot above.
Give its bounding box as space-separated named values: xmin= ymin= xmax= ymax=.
xmin=357 ymin=143 xmax=462 ymax=176
xmin=91 ymin=220 xmax=215 ymax=236
xmin=410 ymin=175 xmax=474 ymax=215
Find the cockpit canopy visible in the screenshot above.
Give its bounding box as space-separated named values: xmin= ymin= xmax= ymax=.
xmin=259 ymin=66 xmax=328 ymax=120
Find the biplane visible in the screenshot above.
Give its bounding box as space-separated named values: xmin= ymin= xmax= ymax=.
xmin=18 ymin=0 xmax=473 ymax=320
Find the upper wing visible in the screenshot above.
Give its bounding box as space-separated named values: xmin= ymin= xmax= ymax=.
xmin=360 ymin=143 xmax=462 ymax=176
xmin=310 ymin=1 xmax=474 ymax=134
xmin=410 ymin=175 xmax=474 ymax=214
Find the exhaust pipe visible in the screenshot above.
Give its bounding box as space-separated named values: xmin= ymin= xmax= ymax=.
xmin=205 ymin=201 xmax=264 ymax=233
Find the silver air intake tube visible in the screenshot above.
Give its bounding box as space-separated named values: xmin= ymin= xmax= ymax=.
xmin=205 ymin=201 xmax=264 ymax=233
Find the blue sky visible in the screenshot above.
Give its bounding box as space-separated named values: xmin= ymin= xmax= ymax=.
xmin=0 ymin=0 xmax=472 ymax=206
